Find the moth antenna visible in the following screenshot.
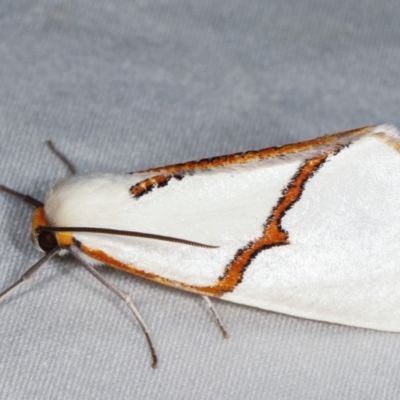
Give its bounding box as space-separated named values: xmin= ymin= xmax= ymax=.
xmin=0 ymin=185 xmax=44 ymax=208
xmin=201 ymin=295 xmax=229 ymax=338
xmin=39 ymin=226 xmax=219 ymax=249
xmin=0 ymin=247 xmax=60 ymax=302
xmin=46 ymin=140 xmax=77 ymax=175
xmin=69 ymin=246 xmax=158 ymax=368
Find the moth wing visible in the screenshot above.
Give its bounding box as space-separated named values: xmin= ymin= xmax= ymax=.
xmin=45 ymin=124 xmax=400 ymax=332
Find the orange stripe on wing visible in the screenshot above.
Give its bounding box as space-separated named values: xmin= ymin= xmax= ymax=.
xmin=130 ymin=126 xmax=373 ymax=200
xmin=79 ymin=146 xmax=341 ymax=297
xmin=80 ymin=244 xmax=194 ymax=291
xmin=197 ymin=150 xmax=334 ymax=296
xmin=139 ymin=126 xmax=373 ymax=175
xmin=375 ymin=132 xmax=400 ymax=153
xmin=131 ymin=174 xmax=183 ymax=198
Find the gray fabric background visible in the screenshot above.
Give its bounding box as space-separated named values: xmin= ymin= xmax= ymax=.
xmin=1 ymin=0 xmax=400 ymax=399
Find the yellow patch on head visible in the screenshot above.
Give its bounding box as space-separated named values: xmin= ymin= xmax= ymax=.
xmin=55 ymin=232 xmax=74 ymax=247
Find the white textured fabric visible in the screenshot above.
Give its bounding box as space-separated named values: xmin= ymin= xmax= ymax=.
xmin=1 ymin=1 xmax=400 ymax=399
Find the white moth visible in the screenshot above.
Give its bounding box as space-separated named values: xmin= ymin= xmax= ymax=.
xmin=1 ymin=124 xmax=400 ymax=367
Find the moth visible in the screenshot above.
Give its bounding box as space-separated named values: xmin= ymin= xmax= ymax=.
xmin=1 ymin=124 xmax=400 ymax=367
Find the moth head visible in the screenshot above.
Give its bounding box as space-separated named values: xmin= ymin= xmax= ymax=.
xmin=31 ymin=206 xmax=73 ymax=252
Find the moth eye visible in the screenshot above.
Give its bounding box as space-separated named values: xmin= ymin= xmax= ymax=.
xmin=37 ymin=231 xmax=58 ymax=252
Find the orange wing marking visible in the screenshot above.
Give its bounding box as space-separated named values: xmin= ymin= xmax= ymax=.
xmin=138 ymin=126 xmax=372 ymax=175
xmin=198 ymin=150 xmax=334 ymax=296
xmin=375 ymin=132 xmax=400 ymax=153
xmin=130 ymin=127 xmax=371 ymax=199
xmin=131 ymin=174 xmax=183 ymax=198
xmin=80 ymin=146 xmax=342 ymax=297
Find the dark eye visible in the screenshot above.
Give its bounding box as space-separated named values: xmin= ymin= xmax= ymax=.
xmin=38 ymin=231 xmax=57 ymax=252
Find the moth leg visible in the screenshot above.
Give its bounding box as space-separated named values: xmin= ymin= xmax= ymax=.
xmin=0 ymin=247 xmax=60 ymax=302
xmin=68 ymin=246 xmax=158 ymax=369
xmin=46 ymin=141 xmax=76 ymax=175
xmin=201 ymin=295 xmax=229 ymax=338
